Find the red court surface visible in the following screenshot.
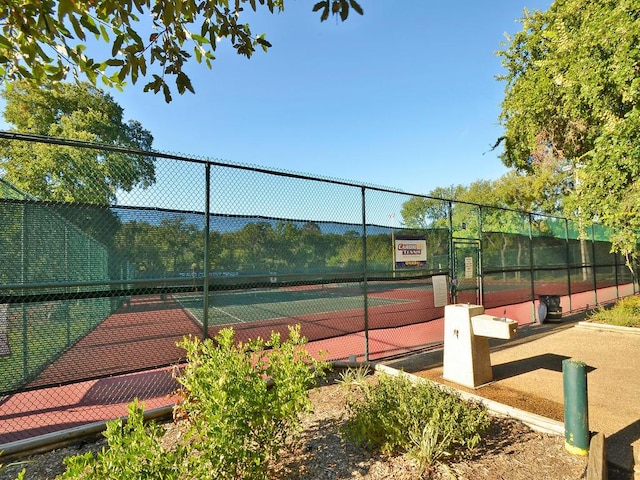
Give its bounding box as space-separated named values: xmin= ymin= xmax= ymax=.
xmin=0 ymin=284 xmax=627 ymax=447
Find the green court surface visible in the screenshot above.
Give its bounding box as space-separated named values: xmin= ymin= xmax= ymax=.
xmin=174 ymin=286 xmax=412 ymax=327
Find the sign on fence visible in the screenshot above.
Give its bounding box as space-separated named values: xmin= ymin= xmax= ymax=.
xmin=395 ymin=236 xmax=427 ymax=268
xmin=432 ymin=275 xmax=449 ymax=307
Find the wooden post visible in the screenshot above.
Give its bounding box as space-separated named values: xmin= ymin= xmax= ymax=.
xmin=586 ymin=432 xmax=606 ymax=480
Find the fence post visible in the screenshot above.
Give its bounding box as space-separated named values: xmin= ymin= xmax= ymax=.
xmin=528 ymin=213 xmax=536 ymax=322
xmin=564 ymin=218 xmax=573 ymax=312
xmin=202 ymin=163 xmax=211 ymax=339
xmin=614 ymin=250 xmax=620 ymax=300
xmin=361 ymin=186 xmax=369 ymax=361
xmin=64 ymin=224 xmax=71 ymax=347
xmin=448 ymin=201 xmax=454 ymax=302
xmin=590 ymin=225 xmax=598 ymax=307
xmin=21 ymin=202 xmax=28 ymax=382
xmin=478 ymin=206 xmax=484 ymax=305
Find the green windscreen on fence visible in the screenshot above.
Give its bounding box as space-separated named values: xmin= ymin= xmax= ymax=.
xmin=0 ymin=137 xmax=637 ymax=397
xmin=0 ymin=197 xmax=114 ymax=393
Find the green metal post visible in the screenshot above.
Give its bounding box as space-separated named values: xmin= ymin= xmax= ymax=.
xmin=477 ymin=206 xmax=484 ymax=306
xmin=564 ymin=218 xmax=572 ymax=312
xmin=528 ymin=213 xmax=536 ymax=322
xmin=361 ymin=186 xmax=369 ymax=361
xmin=614 ymin=250 xmax=620 ymax=300
xmin=562 ymin=358 xmax=589 ymax=455
xmin=64 ymin=224 xmax=71 ymax=347
xmin=590 ymin=225 xmax=598 ymax=306
xmin=448 ymin=201 xmax=454 ymax=303
xmin=21 ymin=202 xmax=28 ymax=381
xmin=202 ymin=163 xmax=211 ymax=339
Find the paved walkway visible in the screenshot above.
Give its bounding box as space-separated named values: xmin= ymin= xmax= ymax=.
xmin=385 ymin=314 xmax=640 ymax=472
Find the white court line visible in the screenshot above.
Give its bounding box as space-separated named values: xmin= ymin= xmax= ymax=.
xmin=174 ymin=295 xmax=247 ymax=325
xmin=210 ymin=305 xmax=247 ymax=323
xmin=188 ymin=294 xmax=412 ymax=326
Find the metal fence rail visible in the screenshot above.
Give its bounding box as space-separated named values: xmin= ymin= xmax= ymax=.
xmin=0 ymin=131 xmax=636 ymax=446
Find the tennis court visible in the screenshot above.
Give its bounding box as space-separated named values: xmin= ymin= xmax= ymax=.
xmin=173 ymin=282 xmax=414 ymax=327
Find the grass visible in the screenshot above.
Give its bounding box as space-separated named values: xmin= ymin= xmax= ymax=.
xmin=587 ymin=295 xmax=640 ymax=328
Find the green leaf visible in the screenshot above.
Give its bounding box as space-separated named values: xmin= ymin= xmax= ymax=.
xmin=80 ymin=14 xmax=100 ymax=35
xmin=349 ymin=0 xmax=364 ymax=15
xmin=162 ymin=2 xmax=175 ymax=28
xmin=312 ymin=1 xmax=327 ymax=12
xmin=104 ymin=58 xmax=124 ymax=67
xmin=0 ymin=35 xmax=11 ymax=49
xmin=162 ymin=82 xmax=172 ymax=103
xmin=112 ymin=35 xmax=124 ymax=56
xmin=190 ymin=33 xmax=210 ymax=45
xmin=84 ymin=66 xmax=97 ymax=84
xmin=255 ymin=34 xmax=272 ymax=53
xmin=340 ymin=0 xmax=349 ymax=21
xmin=132 ymin=0 xmax=146 ymax=15
xmin=130 ymin=56 xmax=139 ymax=83
xmin=99 ymin=24 xmax=110 ymax=43
xmin=126 ymin=26 xmax=143 ymax=48
xmin=320 ymin=5 xmax=330 ymax=21
xmin=69 ymin=15 xmax=86 ymax=41
xmin=138 ymin=57 xmax=147 ymax=76
xmin=176 ymin=71 xmax=195 ymax=94
xmin=143 ymin=74 xmax=162 ymax=93
xmin=57 ymin=0 xmax=74 ymax=20
xmin=117 ymin=62 xmax=130 ymax=82
xmin=41 ymin=14 xmax=57 ymax=36
xmin=33 ymin=42 xmax=53 ymax=62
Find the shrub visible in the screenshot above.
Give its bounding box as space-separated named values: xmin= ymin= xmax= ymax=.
xmin=171 ymin=324 xmax=328 ymax=480
xmin=588 ymin=296 xmax=640 ymax=327
xmin=59 ymin=399 xmax=179 ymax=480
xmin=340 ymin=372 xmax=490 ymax=474
xmin=59 ymin=324 xmax=327 ymax=480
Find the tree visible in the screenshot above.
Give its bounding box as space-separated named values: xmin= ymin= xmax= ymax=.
xmin=400 ymin=186 xmax=462 ymax=229
xmin=0 ymin=80 xmax=155 ymax=204
xmin=496 ymin=0 xmax=640 ymax=267
xmin=233 ymin=221 xmax=275 ymax=271
xmin=0 ymin=0 xmax=364 ymax=103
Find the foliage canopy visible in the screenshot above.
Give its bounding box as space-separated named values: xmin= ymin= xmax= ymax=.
xmin=496 ymin=0 xmax=640 ymax=264
xmin=1 ymin=0 xmax=363 ymax=102
xmin=0 ymin=81 xmax=155 ymax=204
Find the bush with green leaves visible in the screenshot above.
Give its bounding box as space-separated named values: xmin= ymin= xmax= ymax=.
xmin=340 ymin=372 xmax=490 ymax=474
xmin=59 ymin=399 xmax=178 ymax=480
xmin=58 ymin=324 xmax=327 ymax=480
xmin=174 ymin=324 xmax=328 ymax=479
xmin=588 ymin=296 xmax=640 ymax=328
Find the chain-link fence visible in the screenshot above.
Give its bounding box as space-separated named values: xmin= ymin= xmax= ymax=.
xmin=0 ymin=131 xmax=636 ymax=446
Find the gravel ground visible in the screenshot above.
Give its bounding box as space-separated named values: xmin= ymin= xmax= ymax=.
xmin=0 ymin=371 xmax=592 ymax=480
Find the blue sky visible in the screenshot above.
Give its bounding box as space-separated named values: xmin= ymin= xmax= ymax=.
xmin=107 ymin=0 xmax=552 ymax=196
xmin=1 ymin=0 xmax=553 ymax=199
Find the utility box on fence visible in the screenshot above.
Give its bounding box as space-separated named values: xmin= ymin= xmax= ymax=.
xmin=443 ymin=304 xmax=518 ymax=389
